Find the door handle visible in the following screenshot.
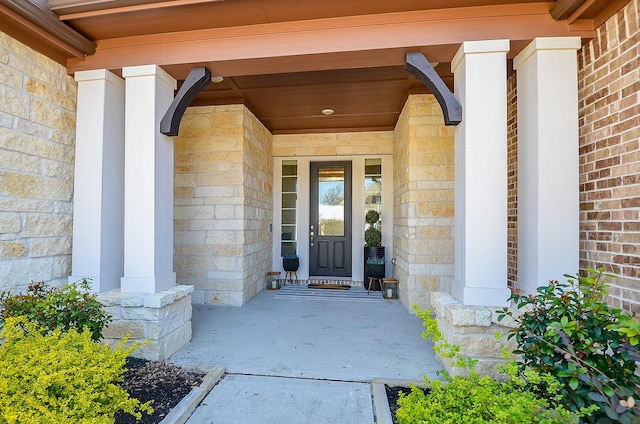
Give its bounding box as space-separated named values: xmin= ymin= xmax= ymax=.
xmin=309 ymin=231 xmax=314 ymax=246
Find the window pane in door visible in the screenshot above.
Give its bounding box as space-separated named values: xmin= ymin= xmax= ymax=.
xmin=318 ymin=167 xmax=344 ymax=236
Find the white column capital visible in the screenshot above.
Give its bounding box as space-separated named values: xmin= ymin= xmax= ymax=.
xmin=514 ymin=37 xmax=582 ymax=69
xmin=122 ymin=64 xmax=177 ymax=89
xmin=74 ymin=69 xmax=125 ymax=88
xmin=452 ymin=39 xmax=510 ymax=72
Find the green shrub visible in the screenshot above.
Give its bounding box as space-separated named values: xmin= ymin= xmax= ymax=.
xmin=0 ymin=279 xmax=111 ymax=341
xmin=0 ymin=317 xmax=152 ymax=423
xmin=397 ymin=373 xmax=576 ymax=424
xmin=497 ymin=269 xmax=640 ymax=422
xmin=396 ymin=306 xmax=592 ymax=424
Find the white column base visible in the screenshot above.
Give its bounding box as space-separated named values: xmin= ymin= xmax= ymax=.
xmin=451 ymin=283 xmax=511 ymax=307
xmin=121 ymin=273 xmax=177 ymax=294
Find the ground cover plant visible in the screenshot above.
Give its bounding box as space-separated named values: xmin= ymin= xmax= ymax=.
xmin=395 ymin=306 xmax=595 ymax=424
xmin=498 ymin=269 xmax=640 ymax=423
xmin=0 ymin=317 xmax=153 ymax=423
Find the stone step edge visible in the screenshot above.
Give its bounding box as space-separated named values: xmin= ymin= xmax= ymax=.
xmin=159 ymin=366 xmax=225 ymax=424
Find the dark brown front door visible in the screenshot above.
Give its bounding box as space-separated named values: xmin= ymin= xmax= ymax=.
xmin=309 ymin=161 xmax=352 ymax=277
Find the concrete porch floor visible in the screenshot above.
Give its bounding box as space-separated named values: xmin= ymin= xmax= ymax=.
xmin=168 ymin=285 xmax=442 ymax=423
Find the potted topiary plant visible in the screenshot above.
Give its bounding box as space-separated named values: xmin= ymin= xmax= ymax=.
xmin=364 ymin=210 xmax=384 ymax=290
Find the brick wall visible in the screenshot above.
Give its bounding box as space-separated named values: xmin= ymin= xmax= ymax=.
xmin=578 ymin=0 xmax=640 ymax=312
xmin=174 ymin=105 xmax=273 ymax=306
xmin=0 ymin=32 xmax=76 ymax=292
xmin=393 ymin=95 xmax=455 ymax=309
xmin=506 ymin=73 xmax=518 ymax=289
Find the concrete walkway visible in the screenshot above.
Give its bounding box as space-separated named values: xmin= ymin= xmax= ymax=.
xmin=169 ymin=286 xmax=442 ymax=423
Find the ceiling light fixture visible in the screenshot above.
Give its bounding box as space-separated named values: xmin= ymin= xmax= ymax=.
xmin=211 ymin=76 xmax=224 ymax=83
xmin=322 ymin=108 xmax=334 ymax=115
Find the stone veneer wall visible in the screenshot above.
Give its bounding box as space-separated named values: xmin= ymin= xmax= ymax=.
xmin=272 ymin=132 xmax=394 ymax=156
xmin=0 ymin=32 xmax=76 ymax=292
xmin=578 ymin=0 xmax=640 ymax=313
xmin=506 ymin=73 xmax=518 ymax=289
xmin=174 ymin=105 xmax=273 ymax=306
xmin=393 ymin=95 xmax=455 ymax=309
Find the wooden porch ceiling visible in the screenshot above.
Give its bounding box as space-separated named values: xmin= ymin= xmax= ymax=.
xmin=0 ymin=0 xmax=628 ymax=134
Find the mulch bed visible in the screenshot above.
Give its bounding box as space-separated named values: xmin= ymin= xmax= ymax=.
xmin=114 ymin=357 xmax=204 ymax=424
xmin=385 ymin=385 xmax=430 ymax=424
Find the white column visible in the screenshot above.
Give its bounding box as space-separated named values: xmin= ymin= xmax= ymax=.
xmin=121 ymin=65 xmax=177 ymax=293
xmin=69 ymin=70 xmax=125 ymax=292
xmin=514 ymin=37 xmax=581 ymax=294
xmin=451 ymin=40 xmax=511 ymax=307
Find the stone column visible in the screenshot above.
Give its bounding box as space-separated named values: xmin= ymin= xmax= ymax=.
xmin=514 ymin=37 xmax=581 ymax=294
xmin=69 ymin=70 xmax=125 ymax=292
xmin=451 ymin=40 xmax=511 ymax=307
xmin=121 ymin=65 xmax=177 ymax=293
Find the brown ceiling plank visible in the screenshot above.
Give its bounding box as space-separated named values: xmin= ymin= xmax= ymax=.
xmin=67 ymin=6 xmax=594 ymax=77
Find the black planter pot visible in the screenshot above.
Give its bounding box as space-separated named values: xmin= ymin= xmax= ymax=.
xmin=364 ymin=246 xmax=385 ymax=291
xmin=282 ymin=257 xmax=299 ymax=272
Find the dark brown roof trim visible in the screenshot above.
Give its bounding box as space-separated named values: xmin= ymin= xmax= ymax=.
xmin=550 ymin=0 xmax=586 ymax=20
xmin=0 ymin=0 xmax=95 ymax=55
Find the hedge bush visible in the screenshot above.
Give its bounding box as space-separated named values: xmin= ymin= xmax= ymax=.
xmin=0 ymin=279 xmax=111 ymax=341
xmin=498 ymin=269 xmax=640 ymax=422
xmin=0 ymin=317 xmax=153 ymax=423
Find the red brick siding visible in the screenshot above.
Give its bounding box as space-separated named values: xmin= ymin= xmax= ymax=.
xmin=507 ymin=73 xmax=518 ymax=289
xmin=578 ymin=0 xmax=640 ymax=312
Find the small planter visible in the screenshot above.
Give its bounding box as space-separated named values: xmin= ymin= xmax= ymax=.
xmin=282 ymin=257 xmax=299 ymax=272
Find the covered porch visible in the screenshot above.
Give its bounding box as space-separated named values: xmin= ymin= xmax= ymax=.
xmin=2 ymin=0 xmax=612 ymax=364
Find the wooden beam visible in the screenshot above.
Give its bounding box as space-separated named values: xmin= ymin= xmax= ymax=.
xmin=404 ymin=52 xmax=461 ymax=126
xmin=67 ymin=4 xmax=594 ymax=76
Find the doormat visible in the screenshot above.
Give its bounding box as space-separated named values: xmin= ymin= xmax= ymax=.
xmin=274 ymin=284 xmax=382 ymax=302
xmin=308 ymin=284 xmax=351 ymax=290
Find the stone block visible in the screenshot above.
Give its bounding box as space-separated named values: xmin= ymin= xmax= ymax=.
xmin=119 ymin=294 xmax=144 ymax=307
xmin=121 ymin=306 xmax=160 ymax=321
xmin=143 ymin=291 xmax=177 ymax=308
xmin=102 ymin=320 xmax=145 ymax=339
xmin=97 ymin=290 xmax=122 ymax=306
xmin=0 ymin=241 xmax=27 ymax=259
xmin=30 ymin=238 xmax=71 ymax=257
xmin=22 ymin=214 xmax=72 ymax=237
xmin=0 ymin=213 xmax=21 ymax=233
xmin=163 ymin=322 xmax=192 ymax=359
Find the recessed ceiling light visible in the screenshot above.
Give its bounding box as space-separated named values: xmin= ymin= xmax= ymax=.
xmin=211 ymin=76 xmax=224 ymax=83
xmin=322 ymin=108 xmax=334 ymax=115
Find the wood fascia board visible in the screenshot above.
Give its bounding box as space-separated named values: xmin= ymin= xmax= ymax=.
xmin=0 ymin=3 xmax=85 ymax=60
xmin=0 ymin=0 xmax=95 ymax=55
xmin=550 ymin=0 xmax=586 ymax=20
xmin=67 ymin=4 xmax=594 ymax=75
